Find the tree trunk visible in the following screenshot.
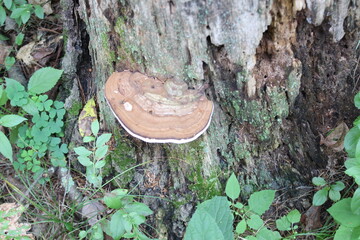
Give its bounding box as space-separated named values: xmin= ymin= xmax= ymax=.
xmin=62 ymin=0 xmax=359 ymax=238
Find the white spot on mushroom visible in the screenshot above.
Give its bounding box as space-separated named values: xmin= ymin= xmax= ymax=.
xmin=123 ymin=102 xmax=133 ymax=111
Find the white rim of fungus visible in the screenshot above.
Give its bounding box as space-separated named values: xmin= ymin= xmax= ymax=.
xmin=105 ymin=98 xmax=214 ymax=144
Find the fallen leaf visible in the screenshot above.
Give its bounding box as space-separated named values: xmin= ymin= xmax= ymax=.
xmin=16 ymin=42 xmax=36 ymax=65
xmin=81 ymin=199 xmax=105 ymax=226
xmin=0 ymin=43 xmax=11 ymax=65
xmin=78 ymin=98 xmax=98 ymax=137
xmin=320 ymin=122 xmax=349 ymax=151
xmin=301 ymin=205 xmax=322 ymax=231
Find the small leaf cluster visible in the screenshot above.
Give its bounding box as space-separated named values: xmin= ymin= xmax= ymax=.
xmin=74 ymin=120 xmax=111 ymax=188
xmin=311 ymin=177 xmax=345 ymax=206
xmin=326 ymin=91 xmax=360 ymax=239
xmin=79 ymin=189 xmax=154 ymax=240
xmin=0 ymin=204 xmax=32 ymax=240
xmin=0 ymin=67 xmax=66 ymax=183
xmin=0 ymin=0 xmax=44 ymax=27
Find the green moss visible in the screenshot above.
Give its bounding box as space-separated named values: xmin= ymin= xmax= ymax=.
xmin=68 ymin=101 xmax=82 ymax=116
xmin=100 ymin=33 xmax=116 ymax=63
xmin=104 ymin=132 xmax=136 ymax=185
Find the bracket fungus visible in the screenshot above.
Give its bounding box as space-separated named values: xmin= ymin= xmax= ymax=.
xmin=104 ymin=71 xmax=214 ymax=144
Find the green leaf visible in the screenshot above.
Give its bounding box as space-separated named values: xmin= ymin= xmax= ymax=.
xmin=355 ymin=92 xmax=360 ymax=109
xmin=27 ymin=67 xmax=63 ymax=94
xmin=247 ymin=214 xmax=263 ymax=230
xmin=10 ymin=7 xmax=25 ymax=18
xmin=225 ymin=172 xmax=240 ymax=201
xmin=345 ymin=127 xmax=360 ymax=158
xmin=286 ymin=209 xmax=301 ymax=224
xmin=331 ymin=181 xmax=345 ymax=191
xmin=20 ymin=10 xmax=30 ymax=24
xmin=22 ymin=99 xmax=39 ymax=115
xmin=94 ymin=160 xmax=105 ymax=168
xmin=74 ymin=146 xmax=92 ymax=157
xmin=109 ymin=211 xmax=125 ymax=240
xmin=95 ymin=145 xmax=108 ymax=160
xmin=248 ymin=190 xmax=275 ymax=215
xmin=235 ymin=219 xmax=246 ymax=234
xmin=334 ymin=225 xmax=360 ymax=240
xmin=5 ymin=56 xmax=15 ymax=70
xmin=104 ymin=189 xmax=128 ymax=209
xmin=0 ymin=131 xmax=12 ymax=161
xmin=79 ymin=231 xmax=87 ymax=239
xmin=83 ymin=136 xmax=95 ymax=143
xmin=15 ymin=33 xmax=24 ymax=45
xmin=4 ymin=0 xmax=12 ymax=9
xmin=328 ymin=198 xmax=360 ymax=228
xmin=256 ymin=228 xmax=281 ymax=240
xmin=345 ymin=166 xmax=360 ymax=185
xmin=91 ymin=120 xmax=99 ymax=136
xmin=184 ymin=196 xmax=234 ymax=240
xmin=276 ymin=216 xmax=291 ymax=231
xmin=351 ymin=188 xmax=360 ymax=215
xmin=312 ymin=188 xmax=329 ymax=206
xmin=34 ymin=5 xmax=44 ymax=19
xmin=77 ymin=156 xmax=92 ymax=167
xmin=0 ymin=115 xmax=27 ymax=127
xmin=233 ymin=202 xmax=243 ymax=209
xmin=96 ymin=133 xmax=112 ymax=147
xmin=312 ymin=177 xmax=327 ymax=186
xmin=124 ymin=202 xmax=153 ymax=216
xmin=0 ymin=6 xmax=6 ymax=26
xmin=329 ymin=189 xmax=341 ymax=202
xmin=0 ymin=34 xmax=8 ymax=40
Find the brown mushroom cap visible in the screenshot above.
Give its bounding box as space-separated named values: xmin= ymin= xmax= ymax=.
xmin=104 ymin=71 xmax=214 ymax=143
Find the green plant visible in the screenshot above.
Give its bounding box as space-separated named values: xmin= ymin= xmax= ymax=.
xmin=74 ymin=119 xmax=112 ymax=188
xmin=79 ymin=189 xmax=155 ymax=240
xmin=0 ymin=0 xmax=44 ymax=27
xmin=184 ymin=173 xmax=302 ymax=240
xmin=312 ymin=177 xmax=345 ymax=206
xmin=0 ymin=67 xmax=67 ymax=183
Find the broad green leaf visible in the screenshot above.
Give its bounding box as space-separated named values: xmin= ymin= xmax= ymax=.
xmin=74 ymin=146 xmax=92 ymax=157
xmin=225 ymin=173 xmax=240 ymax=201
xmin=78 ymin=230 xmax=87 ymax=239
xmin=104 ymin=189 xmax=128 ymax=209
xmin=276 ymin=216 xmax=290 ymax=231
xmin=124 ymin=202 xmax=153 ymax=216
xmin=331 ymin=181 xmax=345 ymax=191
xmin=4 ymin=0 xmax=12 ymax=9
xmin=328 ymin=198 xmax=360 ymax=228
xmin=15 ymin=33 xmax=24 ymax=45
xmin=247 ymin=214 xmax=263 ymax=230
xmin=256 ymin=228 xmax=281 ymax=240
xmin=128 ymin=211 xmax=145 ymax=225
xmin=233 ymin=202 xmax=243 ymax=209
xmin=22 ymin=99 xmax=39 ymax=115
xmin=312 ymin=177 xmax=327 ymax=186
xmin=28 ymin=67 xmax=63 ymax=94
xmin=334 ymin=225 xmax=360 ymax=240
xmin=345 ymin=127 xmax=360 ymax=158
xmin=94 ymin=160 xmax=106 ymax=168
xmin=345 ymin=166 xmax=360 ymax=184
xmin=0 ymin=6 xmax=6 ymax=26
xmin=91 ymin=120 xmax=99 ymax=136
xmin=5 ymin=56 xmax=15 ymax=70
xmin=351 ymin=188 xmax=360 ymax=215
xmin=0 ymin=86 xmax=7 ymax=106
xmin=95 ymin=145 xmax=108 ymax=160
xmin=355 ymin=92 xmax=360 ymax=109
xmin=96 ymin=133 xmax=112 ymax=147
xmin=248 ymin=190 xmax=276 ymax=215
xmin=184 ymin=196 xmax=234 ymax=240
xmin=235 ymin=220 xmax=246 ymax=234
xmin=10 ymin=7 xmax=26 ymax=19
xmin=83 ymin=136 xmax=95 ymax=143
xmin=0 ymin=115 xmax=26 ymax=127
xmin=286 ymin=209 xmax=301 ymax=224
xmin=312 ymin=188 xmax=329 ymax=206
xmin=77 ymin=156 xmax=92 ymax=167
xmin=345 ymin=158 xmax=360 ymax=169
xmin=0 ymin=131 xmax=12 ymax=161
xmin=34 ymin=5 xmax=44 ymax=19
xmin=329 ymin=189 xmax=341 ymax=202
xmin=109 ymin=211 xmax=125 ymax=240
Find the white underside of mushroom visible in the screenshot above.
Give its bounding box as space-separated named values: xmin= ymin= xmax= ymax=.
xmin=106 ymin=97 xmax=214 ymax=144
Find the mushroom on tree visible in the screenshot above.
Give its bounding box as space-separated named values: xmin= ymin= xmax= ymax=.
xmin=104 ymin=71 xmax=214 ymax=144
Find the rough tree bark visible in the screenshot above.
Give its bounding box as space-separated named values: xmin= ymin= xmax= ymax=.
xmin=60 ymin=0 xmax=359 ymax=239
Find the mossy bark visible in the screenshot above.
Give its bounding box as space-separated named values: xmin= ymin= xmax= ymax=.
xmin=70 ymin=0 xmax=360 ymax=238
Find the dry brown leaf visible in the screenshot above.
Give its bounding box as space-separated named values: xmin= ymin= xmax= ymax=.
xmin=301 ymin=205 xmax=322 ymax=231
xmin=320 ymin=122 xmax=349 ymax=151
xmin=78 ymin=98 xmax=97 ymax=137
xmin=16 ymin=42 xmax=36 ymax=65
xmin=0 ymin=203 xmax=34 ymax=239
xmin=0 ymin=44 xmax=11 ymax=65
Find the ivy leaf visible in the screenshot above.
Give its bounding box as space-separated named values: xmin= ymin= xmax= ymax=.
xmin=225 ymin=172 xmax=240 ymax=201
xmin=28 ymin=67 xmax=63 ymax=94
xmin=0 ymin=131 xmax=12 ymax=161
xmin=248 ymin=190 xmax=275 ymax=215
xmin=0 ymin=115 xmax=27 ymax=127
